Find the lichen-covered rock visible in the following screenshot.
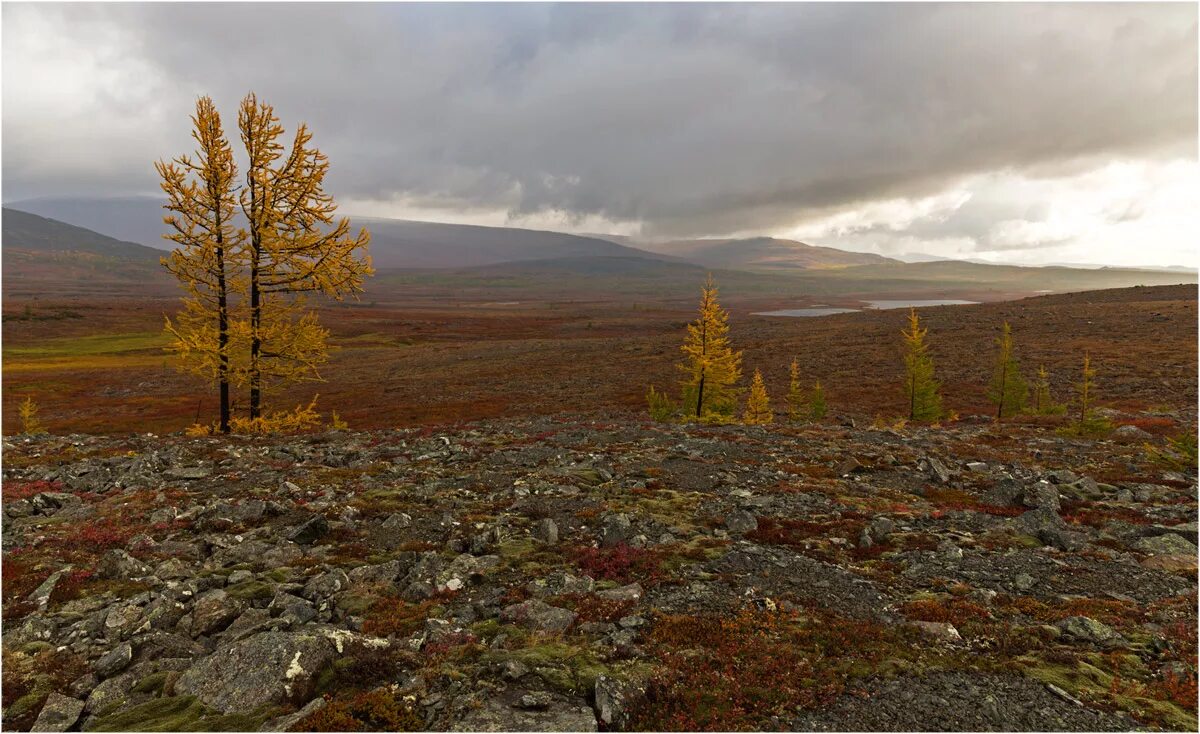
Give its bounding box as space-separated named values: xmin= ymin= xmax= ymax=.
xmin=596 ymin=583 xmax=643 ymax=602
xmin=600 ymin=514 xmax=634 ymax=548
xmin=527 ymin=571 xmax=594 ymax=598
xmin=725 ymin=510 xmax=758 ymax=534
xmin=1134 ymin=533 xmax=1197 ymax=556
xmin=594 ymin=674 xmax=647 ymax=731
xmin=452 ymin=694 xmax=597 ymax=732
xmin=1010 ymin=508 xmax=1081 ymax=551
xmin=1056 ymin=616 xmax=1126 ymax=647
xmin=287 ymin=514 xmax=330 ymax=545
xmin=500 ymin=600 xmax=577 ymax=633
xmin=97 ymin=550 xmax=152 ymax=580
xmin=1022 ymin=481 xmax=1061 ymax=512
xmin=174 ymin=629 xmax=340 ymax=713
xmin=94 ymin=641 xmax=133 ymax=679
xmin=30 ymin=692 xmax=84 ymax=732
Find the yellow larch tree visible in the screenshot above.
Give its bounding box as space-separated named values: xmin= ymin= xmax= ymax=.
xmin=901 ymin=308 xmax=943 ymax=422
xmin=1076 ymin=352 xmax=1097 ymax=422
xmin=743 ymin=368 xmax=773 ymax=425
xmin=237 ymin=93 xmax=373 ymax=418
xmin=157 ymin=96 xmax=243 ymax=433
xmin=1032 ymin=364 xmax=1065 ymax=415
xmin=678 ymin=274 xmax=742 ymax=420
xmin=19 ymin=397 xmax=46 ymax=435
xmin=786 ymin=358 xmax=806 ymax=422
xmin=987 ymin=321 xmax=1028 ymax=420
xmin=810 ymin=380 xmax=827 ymax=421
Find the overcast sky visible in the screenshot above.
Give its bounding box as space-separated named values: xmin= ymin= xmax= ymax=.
xmin=3 ymin=2 xmax=1197 ymax=267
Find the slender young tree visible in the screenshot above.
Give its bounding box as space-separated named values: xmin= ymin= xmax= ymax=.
xmin=743 ymin=368 xmax=773 ymax=424
xmin=1032 ymin=364 xmax=1064 ymax=415
xmin=678 ymin=274 xmax=742 ymax=419
xmin=18 ymin=397 xmax=46 ymax=435
xmin=1076 ymin=352 xmax=1097 ymax=422
xmin=786 ymin=358 xmax=806 ymax=422
xmin=158 ymin=96 xmax=242 ymax=433
xmin=987 ymin=321 xmax=1028 ymax=420
xmin=809 ymin=380 xmax=827 ymax=421
xmin=237 ymin=93 xmax=373 ymax=418
xmin=901 ymin=308 xmax=942 ymax=421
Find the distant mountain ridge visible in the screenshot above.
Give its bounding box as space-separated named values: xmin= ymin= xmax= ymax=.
xmin=1 ymin=207 xmax=171 ymax=295
xmin=5 ymin=196 xmax=169 ymax=251
xmin=4 ymin=196 xmax=673 ymax=270
xmin=630 ymin=235 xmax=897 ymax=270
xmin=1 ymin=207 xmax=162 ymax=261
xmin=356 ymin=217 xmax=672 ymax=269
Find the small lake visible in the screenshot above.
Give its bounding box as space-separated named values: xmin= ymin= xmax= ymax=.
xmin=753 ymin=308 xmax=860 ymax=318
xmin=864 ymin=299 xmax=979 ymax=309
xmin=754 ymin=299 xmax=978 ymax=318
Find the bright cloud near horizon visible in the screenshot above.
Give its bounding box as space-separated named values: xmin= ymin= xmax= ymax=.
xmin=2 ymin=2 xmax=1197 ymax=268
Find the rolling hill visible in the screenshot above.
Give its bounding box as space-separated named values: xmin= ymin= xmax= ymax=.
xmin=5 ymin=196 xmax=169 ymax=250
xmin=1 ymin=208 xmax=171 ymax=296
xmin=632 ymin=236 xmax=897 ymax=270
xmin=357 ymin=217 xmax=672 ymax=269
xmin=2 ymin=207 xmax=163 ymax=261
xmin=5 ymin=196 xmax=675 ymax=269
xmin=3 ymin=199 xmax=1193 ymax=304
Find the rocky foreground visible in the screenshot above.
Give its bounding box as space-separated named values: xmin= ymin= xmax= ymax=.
xmin=2 ymin=413 xmax=1196 ymax=731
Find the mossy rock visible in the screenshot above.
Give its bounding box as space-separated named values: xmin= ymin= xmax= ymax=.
xmin=132 ymin=672 xmax=170 ymax=695
xmin=1015 ymin=655 xmax=1196 ymax=728
xmin=5 ymin=691 xmax=49 ymax=725
xmin=499 ymin=539 xmax=537 ymax=560
xmin=484 ymin=642 xmax=610 ymax=695
xmin=334 ymin=593 xmax=376 ymax=616
xmin=470 ymin=619 xmax=503 ymax=639
xmin=83 ymin=695 xmax=273 ymax=732
xmin=265 ymin=568 xmax=291 ymax=583
xmin=223 ymin=580 xmax=275 ymax=602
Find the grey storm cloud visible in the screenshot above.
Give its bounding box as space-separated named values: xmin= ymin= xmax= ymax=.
xmin=2 ymin=2 xmax=1196 ymax=238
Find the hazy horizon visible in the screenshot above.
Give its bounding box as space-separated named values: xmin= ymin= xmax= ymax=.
xmin=3 ymin=2 xmax=1197 ymax=268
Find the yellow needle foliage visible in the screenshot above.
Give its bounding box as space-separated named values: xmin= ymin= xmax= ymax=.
xmin=237 ymin=93 xmax=374 ymax=418
xmin=786 ymin=358 xmax=806 ymax=422
xmin=18 ymin=397 xmax=46 ymax=435
xmin=809 ymin=380 xmax=827 ymax=421
xmin=743 ymin=368 xmax=774 ymax=425
xmin=159 ymin=93 xmax=373 ymax=430
xmin=157 ymin=96 xmax=242 ymax=433
xmin=1032 ymin=364 xmax=1066 ymax=415
xmin=678 ymin=275 xmax=742 ymax=421
xmin=987 ymin=321 xmax=1028 ymax=420
xmin=901 ymin=308 xmax=943 ymax=422
xmin=1076 ymin=352 xmax=1097 ymax=422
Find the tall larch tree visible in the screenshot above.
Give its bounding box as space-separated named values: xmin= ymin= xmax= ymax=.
xmin=901 ymin=308 xmax=942 ymax=421
xmin=158 ymin=96 xmax=242 ymax=434
xmin=743 ymin=368 xmax=773 ymax=424
xmin=786 ymin=358 xmax=806 ymax=421
xmin=237 ymin=93 xmax=373 ymax=418
xmin=678 ymin=275 xmax=742 ymax=420
xmin=987 ymin=321 xmax=1027 ymax=420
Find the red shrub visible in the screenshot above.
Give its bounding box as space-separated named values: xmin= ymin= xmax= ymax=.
xmin=573 ymin=543 xmax=661 ymax=583
xmin=77 ymin=519 xmax=134 ymax=550
xmin=2 ymin=479 xmax=64 ymax=502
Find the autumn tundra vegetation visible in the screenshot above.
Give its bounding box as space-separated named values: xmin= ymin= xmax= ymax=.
xmin=3 ymin=105 xmax=1197 ymax=733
